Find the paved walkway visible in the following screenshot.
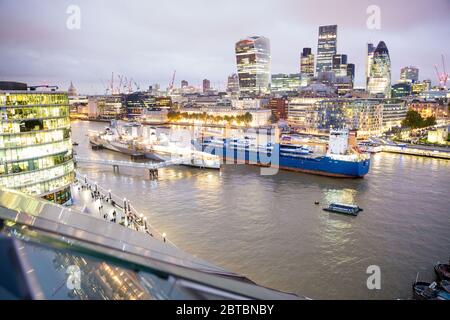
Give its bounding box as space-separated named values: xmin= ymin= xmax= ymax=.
xmin=71 ymin=180 xmax=162 ymax=241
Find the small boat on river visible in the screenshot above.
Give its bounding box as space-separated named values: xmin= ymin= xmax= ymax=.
xmin=323 ymin=203 xmax=363 ymax=216
xmin=434 ymin=261 xmax=450 ymax=281
xmin=413 ymin=281 xmax=450 ymax=300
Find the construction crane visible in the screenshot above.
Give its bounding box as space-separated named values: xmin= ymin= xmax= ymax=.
xmin=434 ymin=54 xmax=449 ymax=88
xmin=130 ymin=78 xmax=140 ymax=92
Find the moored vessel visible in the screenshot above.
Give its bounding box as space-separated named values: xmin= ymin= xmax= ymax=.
xmin=89 ymin=123 xmax=221 ymax=169
xmin=201 ymin=129 xmax=370 ymax=178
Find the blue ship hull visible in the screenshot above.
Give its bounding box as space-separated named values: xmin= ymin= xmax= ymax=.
xmin=201 ymin=142 xmax=370 ymax=178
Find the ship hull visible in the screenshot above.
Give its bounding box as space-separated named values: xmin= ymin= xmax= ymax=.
xmin=202 ymin=143 xmax=370 ymax=178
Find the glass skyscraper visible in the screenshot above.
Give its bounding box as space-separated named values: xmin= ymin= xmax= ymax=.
xmin=235 ymin=36 xmax=271 ymax=95
xmin=367 ymin=41 xmax=391 ymax=98
xmin=0 ymin=82 xmax=74 ymax=204
xmin=366 ymin=43 xmax=375 ymax=88
xmin=300 ymin=47 xmax=315 ymax=78
xmin=332 ymin=54 xmax=348 ymax=77
xmin=316 ymin=25 xmax=337 ymax=73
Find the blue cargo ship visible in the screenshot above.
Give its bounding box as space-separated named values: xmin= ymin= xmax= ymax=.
xmin=200 ymin=130 xmax=370 ymax=178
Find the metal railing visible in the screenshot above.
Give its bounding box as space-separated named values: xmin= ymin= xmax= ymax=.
xmin=74 ymin=156 xmax=188 ymax=170
xmin=74 ymin=171 xmax=175 ymax=246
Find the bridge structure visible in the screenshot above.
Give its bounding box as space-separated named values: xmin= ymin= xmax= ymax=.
xmin=74 ymin=156 xmax=189 ymax=178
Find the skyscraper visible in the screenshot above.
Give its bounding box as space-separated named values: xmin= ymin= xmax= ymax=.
xmin=202 ymin=79 xmax=211 ymax=93
xmin=300 ymin=48 xmax=315 ymax=78
xmin=235 ymin=36 xmax=271 ymax=95
xmin=347 ymin=63 xmax=355 ymax=80
xmin=367 ymin=41 xmax=391 ymax=98
xmin=366 ymin=43 xmax=375 ymax=88
xmin=332 ymin=54 xmax=348 ymax=77
xmin=400 ymin=66 xmax=419 ymax=83
xmin=227 ymin=73 xmax=240 ymax=93
xmin=316 ymin=25 xmax=337 ymax=73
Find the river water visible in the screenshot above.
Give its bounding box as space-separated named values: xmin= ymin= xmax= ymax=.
xmin=71 ymin=120 xmax=450 ymax=299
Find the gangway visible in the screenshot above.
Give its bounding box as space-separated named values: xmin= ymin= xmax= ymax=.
xmin=74 ymin=156 xmax=190 ymax=178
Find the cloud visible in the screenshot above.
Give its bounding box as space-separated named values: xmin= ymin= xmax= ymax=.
xmin=0 ymin=0 xmax=449 ymax=93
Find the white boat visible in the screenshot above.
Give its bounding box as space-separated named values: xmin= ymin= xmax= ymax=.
xmin=91 ymin=125 xmax=221 ymax=170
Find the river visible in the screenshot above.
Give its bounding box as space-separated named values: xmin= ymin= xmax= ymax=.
xmin=71 ymin=120 xmax=450 ymax=299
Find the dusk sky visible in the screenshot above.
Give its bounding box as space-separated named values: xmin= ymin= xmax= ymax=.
xmin=1 ymin=0 xmax=449 ymax=94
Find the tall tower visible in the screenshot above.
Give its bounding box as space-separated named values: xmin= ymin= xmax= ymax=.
xmin=332 ymin=54 xmax=348 ymax=76
xmin=300 ymin=47 xmax=315 ymax=78
xmin=316 ymin=25 xmax=337 ymax=73
xmin=366 ymin=43 xmax=375 ymax=88
xmin=235 ymin=36 xmax=271 ymax=95
xmin=367 ymin=41 xmax=391 ymax=98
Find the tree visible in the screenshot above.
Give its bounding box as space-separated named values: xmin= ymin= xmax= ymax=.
xmin=243 ymin=112 xmax=253 ymax=126
xmin=423 ymin=116 xmax=436 ymax=127
xmin=402 ymin=110 xmax=424 ymax=129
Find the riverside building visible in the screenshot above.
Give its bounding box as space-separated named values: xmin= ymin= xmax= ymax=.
xmin=0 ymin=81 xmax=74 ymax=204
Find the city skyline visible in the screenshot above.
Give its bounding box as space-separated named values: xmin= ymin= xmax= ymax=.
xmin=0 ymin=0 xmax=449 ymax=94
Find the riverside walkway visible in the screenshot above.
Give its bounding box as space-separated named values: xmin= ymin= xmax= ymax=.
xmin=71 ymin=172 xmax=174 ymax=246
xmin=381 ymin=144 xmax=450 ymax=160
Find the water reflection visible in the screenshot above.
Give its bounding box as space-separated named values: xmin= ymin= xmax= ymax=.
xmin=70 ymin=121 xmax=450 ymax=299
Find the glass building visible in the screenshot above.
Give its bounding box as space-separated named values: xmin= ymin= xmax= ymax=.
xmin=235 ymin=36 xmax=271 ymax=95
xmin=400 ymin=66 xmax=419 ymax=83
xmin=227 ymin=73 xmax=240 ymax=93
xmin=300 ymin=48 xmax=315 ymax=78
xmin=271 ymin=73 xmax=301 ymax=94
xmin=366 ymin=43 xmax=375 ymax=88
xmin=391 ymin=83 xmax=412 ymax=98
xmin=316 ymin=25 xmax=337 ymax=73
xmin=123 ymin=92 xmax=156 ymax=118
xmin=367 ymin=41 xmax=391 ymax=98
xmin=0 ymin=82 xmax=74 ymax=204
xmin=313 ymin=99 xmax=383 ymax=138
xmin=332 ymin=54 xmax=348 ymax=77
